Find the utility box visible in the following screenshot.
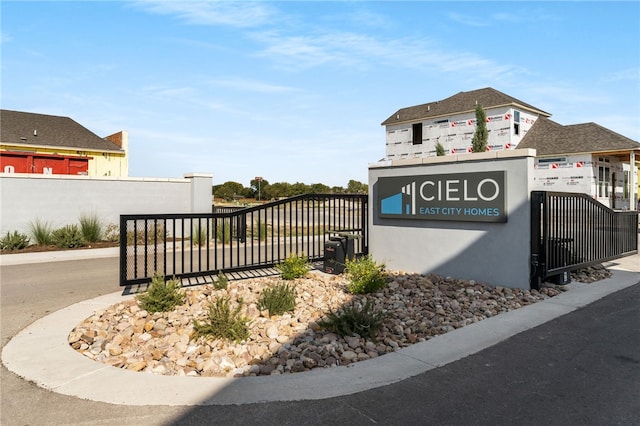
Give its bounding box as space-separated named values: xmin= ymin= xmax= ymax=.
xmin=551 ymin=270 xmax=572 ymax=285
xmin=323 ymin=236 xmax=355 ymax=274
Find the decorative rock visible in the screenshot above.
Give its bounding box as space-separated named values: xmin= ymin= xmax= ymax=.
xmin=266 ymin=325 xmax=279 ymax=339
xmin=341 ymin=350 xmax=357 ymax=362
xmin=69 ymin=266 xmax=609 ymax=378
xmin=128 ymin=361 xmax=147 ymax=371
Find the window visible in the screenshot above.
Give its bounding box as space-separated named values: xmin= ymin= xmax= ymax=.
xmin=412 ymin=123 xmax=423 ymax=145
xmin=514 ymin=110 xmax=520 ymax=136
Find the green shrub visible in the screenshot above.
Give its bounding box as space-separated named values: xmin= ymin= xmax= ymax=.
xmin=318 ymin=299 xmax=385 ymax=339
xmin=192 ymin=222 xmax=209 ymax=246
xmin=29 ymin=219 xmax=53 ymax=245
xmin=277 ymin=253 xmax=310 ymax=280
xmin=0 ymin=231 xmax=30 ymax=250
xmin=215 ymin=219 xmax=232 ymax=244
xmin=345 ymin=255 xmax=387 ymax=294
xmin=136 ymin=274 xmax=186 ymax=313
xmin=52 ymin=224 xmax=85 ymax=248
xmin=79 ymin=213 xmax=103 ymax=243
xmin=252 ymin=218 xmax=268 ymax=241
xmin=193 ymin=296 xmax=250 ymax=343
xmin=213 ymin=271 xmax=228 ymax=290
xmin=258 ymin=282 xmax=297 ymax=316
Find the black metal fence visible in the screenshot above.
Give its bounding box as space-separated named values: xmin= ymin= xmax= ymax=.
xmin=120 ymin=194 xmax=368 ymax=286
xmin=530 ymin=191 xmax=638 ymax=289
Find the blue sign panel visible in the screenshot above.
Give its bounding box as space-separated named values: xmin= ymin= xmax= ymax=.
xmin=378 ymin=171 xmax=507 ymax=223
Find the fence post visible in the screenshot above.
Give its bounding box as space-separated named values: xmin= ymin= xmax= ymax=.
xmin=119 ymin=215 xmax=128 ymax=286
xmin=184 ymin=173 xmax=213 ymax=213
xmin=530 ymin=191 xmax=545 ymax=290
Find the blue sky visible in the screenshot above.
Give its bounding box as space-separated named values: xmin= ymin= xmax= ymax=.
xmin=2 ymin=1 xmax=639 ymax=187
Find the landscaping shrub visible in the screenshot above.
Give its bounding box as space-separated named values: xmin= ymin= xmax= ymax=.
xmin=126 ymin=222 xmax=166 ymax=245
xmin=52 ymin=224 xmax=85 ymax=248
xmin=345 ymin=255 xmax=387 ymax=294
xmin=29 ymin=219 xmax=53 ymax=245
xmin=136 ymin=274 xmax=186 ymax=313
xmin=192 ymin=222 xmax=209 ymax=246
xmin=258 ymin=282 xmax=297 ymax=316
xmin=318 ymin=299 xmax=385 ymax=339
xmin=215 ymin=219 xmax=232 ymax=244
xmin=79 ymin=213 xmax=103 ymax=243
xmin=213 ymin=271 xmax=229 ymax=290
xmin=252 ymin=218 xmax=268 ymax=241
xmin=276 ymin=253 xmax=310 ymax=280
xmin=0 ymin=231 xmax=30 ymax=250
xmin=193 ymin=296 xmax=250 ymax=343
xmin=104 ymin=223 xmax=120 ymax=242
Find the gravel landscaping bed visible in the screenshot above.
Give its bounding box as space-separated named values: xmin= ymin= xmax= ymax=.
xmin=67 ymin=267 xmax=605 ymax=378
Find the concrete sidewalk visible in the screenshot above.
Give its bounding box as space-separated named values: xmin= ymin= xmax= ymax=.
xmin=1 ymin=248 xmax=638 ymax=407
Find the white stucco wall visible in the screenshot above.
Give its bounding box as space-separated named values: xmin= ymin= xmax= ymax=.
xmin=369 ymin=149 xmax=536 ymax=289
xmin=0 ymin=173 xmax=212 ymax=235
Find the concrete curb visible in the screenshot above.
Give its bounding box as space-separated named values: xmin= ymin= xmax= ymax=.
xmin=2 ymin=268 xmax=638 ymax=406
xmin=0 ymin=247 xmax=120 ymax=266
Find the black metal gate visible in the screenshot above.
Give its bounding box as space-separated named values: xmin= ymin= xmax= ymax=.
xmin=530 ymin=191 xmax=638 ymax=289
xmin=120 ymin=194 xmax=368 ymax=286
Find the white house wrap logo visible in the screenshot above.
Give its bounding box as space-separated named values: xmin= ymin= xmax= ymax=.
xmin=378 ymin=171 xmax=507 ymax=223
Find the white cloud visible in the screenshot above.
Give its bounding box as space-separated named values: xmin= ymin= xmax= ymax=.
xmin=211 ymin=77 xmax=298 ymax=93
xmin=603 ymin=68 xmax=640 ymax=83
xmin=252 ymin=29 xmax=523 ymax=83
xmin=142 ymin=85 xmax=196 ymax=98
xmin=129 ymin=0 xmax=275 ymax=28
xmin=447 ymin=13 xmax=489 ymax=27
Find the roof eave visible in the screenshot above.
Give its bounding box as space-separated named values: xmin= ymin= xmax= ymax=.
xmin=382 ymin=102 xmax=552 ymax=126
xmin=0 ymin=142 xmax=124 ymax=154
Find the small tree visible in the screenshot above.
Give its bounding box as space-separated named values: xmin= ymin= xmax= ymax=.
xmin=471 ymin=104 xmax=488 ymax=153
xmin=435 ymin=141 xmax=446 ymax=156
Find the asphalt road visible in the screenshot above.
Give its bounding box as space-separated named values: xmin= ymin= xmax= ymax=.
xmin=1 ymin=255 xmax=639 ymax=425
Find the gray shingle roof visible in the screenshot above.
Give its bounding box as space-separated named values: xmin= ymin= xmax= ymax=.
xmin=381 ymin=87 xmax=551 ymax=126
xmin=517 ymin=117 xmax=640 ymax=155
xmin=0 ymin=109 xmax=122 ymax=152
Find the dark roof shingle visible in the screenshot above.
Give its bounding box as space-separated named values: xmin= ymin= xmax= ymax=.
xmin=517 ymin=116 xmax=640 ymax=155
xmin=381 ymin=87 xmax=551 ymax=126
xmin=0 ymin=109 xmax=122 ymax=152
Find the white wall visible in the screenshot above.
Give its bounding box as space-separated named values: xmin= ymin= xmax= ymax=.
xmin=385 ymin=107 xmax=539 ymax=160
xmin=369 ymin=150 xmax=536 ymax=289
xmin=0 ymin=173 xmax=212 ymax=235
xmin=532 ymin=154 xmax=637 ymax=210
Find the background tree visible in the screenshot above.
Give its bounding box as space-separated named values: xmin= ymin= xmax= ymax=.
xmin=309 ymin=183 xmax=331 ymax=194
xmin=269 ymin=182 xmax=292 ymax=199
xmin=471 ymin=104 xmax=488 ymax=153
xmin=213 ymin=181 xmax=245 ymax=201
xmin=249 ymin=178 xmax=270 ymax=200
xmin=290 ymin=182 xmax=309 ymax=196
xmin=347 ymin=179 xmax=368 ymax=194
